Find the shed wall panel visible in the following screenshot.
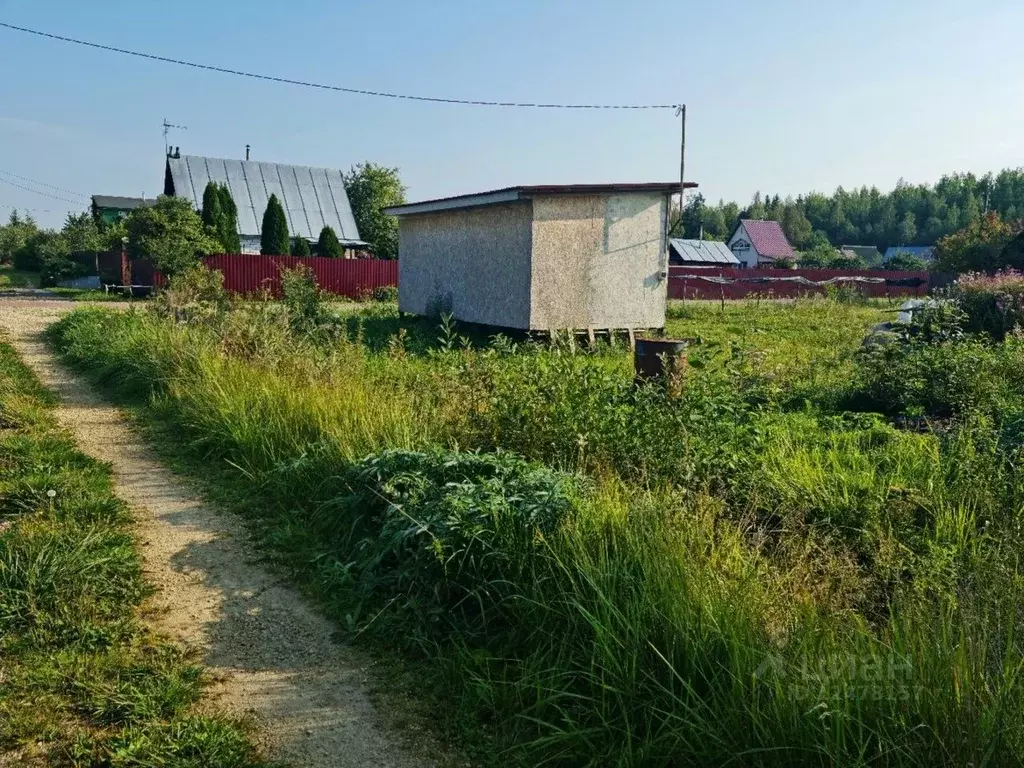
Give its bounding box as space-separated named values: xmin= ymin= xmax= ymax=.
xmin=530 ymin=193 xmax=667 ymax=330
xmin=397 ymin=202 xmax=533 ymax=328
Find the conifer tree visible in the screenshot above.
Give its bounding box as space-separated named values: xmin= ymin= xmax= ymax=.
xmin=317 ymin=226 xmax=344 ymax=258
xmin=261 ymin=194 xmax=289 ymax=256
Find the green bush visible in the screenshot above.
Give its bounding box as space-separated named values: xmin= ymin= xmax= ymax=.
xmin=316 ymin=226 xmax=343 ymax=258
xmin=290 ymin=237 xmax=312 ymax=257
xmin=318 ymin=449 xmax=585 ymax=641
xmin=260 ymin=195 xmax=289 ymax=256
xmin=853 ymin=337 xmax=1023 ymax=418
xmin=953 ymin=270 xmax=1024 ymax=341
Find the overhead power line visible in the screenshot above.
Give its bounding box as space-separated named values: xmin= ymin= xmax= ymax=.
xmin=0 ymin=168 xmax=87 ymax=199
xmin=0 ymin=176 xmax=87 ymax=207
xmin=0 ymin=21 xmax=677 ymax=110
xmin=1 ymin=203 xmax=78 ymax=214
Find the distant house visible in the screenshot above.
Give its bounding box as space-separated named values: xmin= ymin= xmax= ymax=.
xmin=884 ymin=246 xmax=935 ymax=263
xmin=841 ymin=245 xmax=882 ymax=266
xmin=728 ymin=219 xmax=795 ymax=268
xmin=164 ymin=153 xmax=366 ymax=255
xmin=669 ymin=238 xmax=740 ymax=268
xmin=91 ymin=195 xmax=156 ymax=227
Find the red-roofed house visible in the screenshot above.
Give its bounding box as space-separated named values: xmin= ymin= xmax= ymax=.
xmin=728 ymin=219 xmax=795 ymax=268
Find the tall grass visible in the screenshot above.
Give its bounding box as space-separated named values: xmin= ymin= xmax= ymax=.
xmin=45 ymin=293 xmax=1024 ymax=766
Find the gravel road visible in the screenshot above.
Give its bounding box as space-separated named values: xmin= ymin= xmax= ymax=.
xmin=0 ymin=298 xmax=433 ymax=768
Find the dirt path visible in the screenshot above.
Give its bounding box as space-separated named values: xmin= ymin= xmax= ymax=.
xmin=0 ymin=299 xmax=434 ymax=768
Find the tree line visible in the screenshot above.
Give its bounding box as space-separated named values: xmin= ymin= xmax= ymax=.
xmin=676 ymin=167 xmax=1024 ymax=258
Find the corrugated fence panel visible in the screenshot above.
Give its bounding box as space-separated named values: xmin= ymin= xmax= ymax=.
xmin=199 ymin=255 xmax=398 ymax=298
xmin=668 ymin=267 xmax=934 ymax=300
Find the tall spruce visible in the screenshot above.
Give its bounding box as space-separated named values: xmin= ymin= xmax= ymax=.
xmin=317 ymin=226 xmax=343 ymax=258
xmin=291 ymin=237 xmax=312 ymax=257
xmin=217 ymin=185 xmax=241 ymax=253
xmin=261 ymin=194 xmax=290 ymax=256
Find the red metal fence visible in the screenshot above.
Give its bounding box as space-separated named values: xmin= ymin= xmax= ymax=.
xmin=668 ymin=267 xmax=934 ymax=300
xmin=197 ymin=254 xmax=398 ymax=298
xmin=123 ymin=253 xmax=398 ymax=298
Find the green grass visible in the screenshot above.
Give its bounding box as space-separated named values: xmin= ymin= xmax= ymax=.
xmin=0 ymin=263 xmax=38 ymax=288
xmin=43 ymin=286 xmax=1024 ymax=766
xmin=0 ymin=336 xmax=268 ymax=766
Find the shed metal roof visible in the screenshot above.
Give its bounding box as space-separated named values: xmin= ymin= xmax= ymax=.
xmin=385 ymin=182 xmax=697 ymax=217
xmin=884 ymin=246 xmax=935 ymax=262
xmin=165 ymin=155 xmax=365 ymax=245
xmin=669 ymin=238 xmax=740 ymax=265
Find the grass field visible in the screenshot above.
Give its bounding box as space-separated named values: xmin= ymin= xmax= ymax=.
xmin=44 ymin=276 xmax=1024 ymax=767
xmin=0 ymin=336 xmax=266 ymax=766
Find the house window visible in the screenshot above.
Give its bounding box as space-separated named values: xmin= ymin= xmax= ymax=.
xmin=732 ymin=239 xmax=751 ymax=252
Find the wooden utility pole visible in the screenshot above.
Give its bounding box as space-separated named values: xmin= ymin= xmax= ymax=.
xmin=677 ymin=104 xmax=687 ymax=232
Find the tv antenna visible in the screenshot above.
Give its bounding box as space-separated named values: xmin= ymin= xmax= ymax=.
xmin=162 ymin=118 xmax=188 ymax=156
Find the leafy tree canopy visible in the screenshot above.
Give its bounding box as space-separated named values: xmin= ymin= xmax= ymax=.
xmin=934 ymin=212 xmax=1024 ymax=273
xmin=126 ymin=196 xmax=218 ymax=275
xmin=343 ymin=162 xmax=406 ymax=260
xmin=884 ymin=252 xmax=929 ymax=271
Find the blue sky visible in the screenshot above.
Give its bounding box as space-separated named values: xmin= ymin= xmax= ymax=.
xmin=1 ymin=0 xmax=1022 ymax=227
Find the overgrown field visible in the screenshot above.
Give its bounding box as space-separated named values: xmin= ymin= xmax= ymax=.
xmin=0 ymin=336 xmax=265 ymax=766
xmin=45 ymin=272 xmax=1024 ymax=766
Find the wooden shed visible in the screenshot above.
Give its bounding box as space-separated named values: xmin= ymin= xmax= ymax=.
xmin=385 ymin=182 xmax=697 ymax=332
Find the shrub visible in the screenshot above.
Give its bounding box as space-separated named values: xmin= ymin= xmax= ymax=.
xmin=356 ymin=285 xmax=398 ymax=303
xmin=852 ymin=337 xmax=1023 ymax=418
xmin=260 ymin=195 xmax=289 ymax=256
xmin=316 ymin=226 xmax=343 ymax=258
xmin=885 ymin=252 xmax=928 ymax=271
xmin=320 ymin=449 xmax=585 ymax=640
xmin=953 ymin=270 xmax=1024 ymax=341
xmin=290 ymin=237 xmax=312 ymax=257
xmin=280 ymin=266 xmax=331 ymax=337
xmin=151 ymin=263 xmax=230 ymax=325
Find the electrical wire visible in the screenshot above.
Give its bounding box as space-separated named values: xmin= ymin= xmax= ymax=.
xmin=1 ymin=204 xmax=77 ymax=214
xmin=0 ymin=168 xmax=87 ymax=199
xmin=0 ymin=176 xmax=87 ymax=207
xmin=0 ymin=21 xmax=678 ymax=110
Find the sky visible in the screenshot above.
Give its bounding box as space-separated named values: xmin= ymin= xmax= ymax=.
xmin=1 ymin=0 xmax=1023 ymax=228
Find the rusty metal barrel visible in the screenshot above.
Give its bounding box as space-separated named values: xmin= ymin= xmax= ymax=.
xmin=634 ymin=338 xmax=689 ymax=397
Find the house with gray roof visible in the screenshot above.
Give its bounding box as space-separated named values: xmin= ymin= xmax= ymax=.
xmin=164 ymin=153 xmax=365 ymax=254
xmin=669 ymin=238 xmax=740 ymax=267
xmin=91 ymin=195 xmax=156 ymax=227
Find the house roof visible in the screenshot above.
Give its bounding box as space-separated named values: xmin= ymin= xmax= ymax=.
xmin=841 ymin=244 xmax=882 ymax=263
xmin=884 ymin=246 xmax=935 ymax=261
xmin=385 ymin=182 xmax=697 ymax=217
xmin=736 ymin=219 xmax=795 ymax=259
xmin=669 ymin=238 xmax=740 ymax=265
xmin=165 ymin=155 xmax=366 ymax=246
xmin=91 ymin=195 xmax=156 ymax=210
